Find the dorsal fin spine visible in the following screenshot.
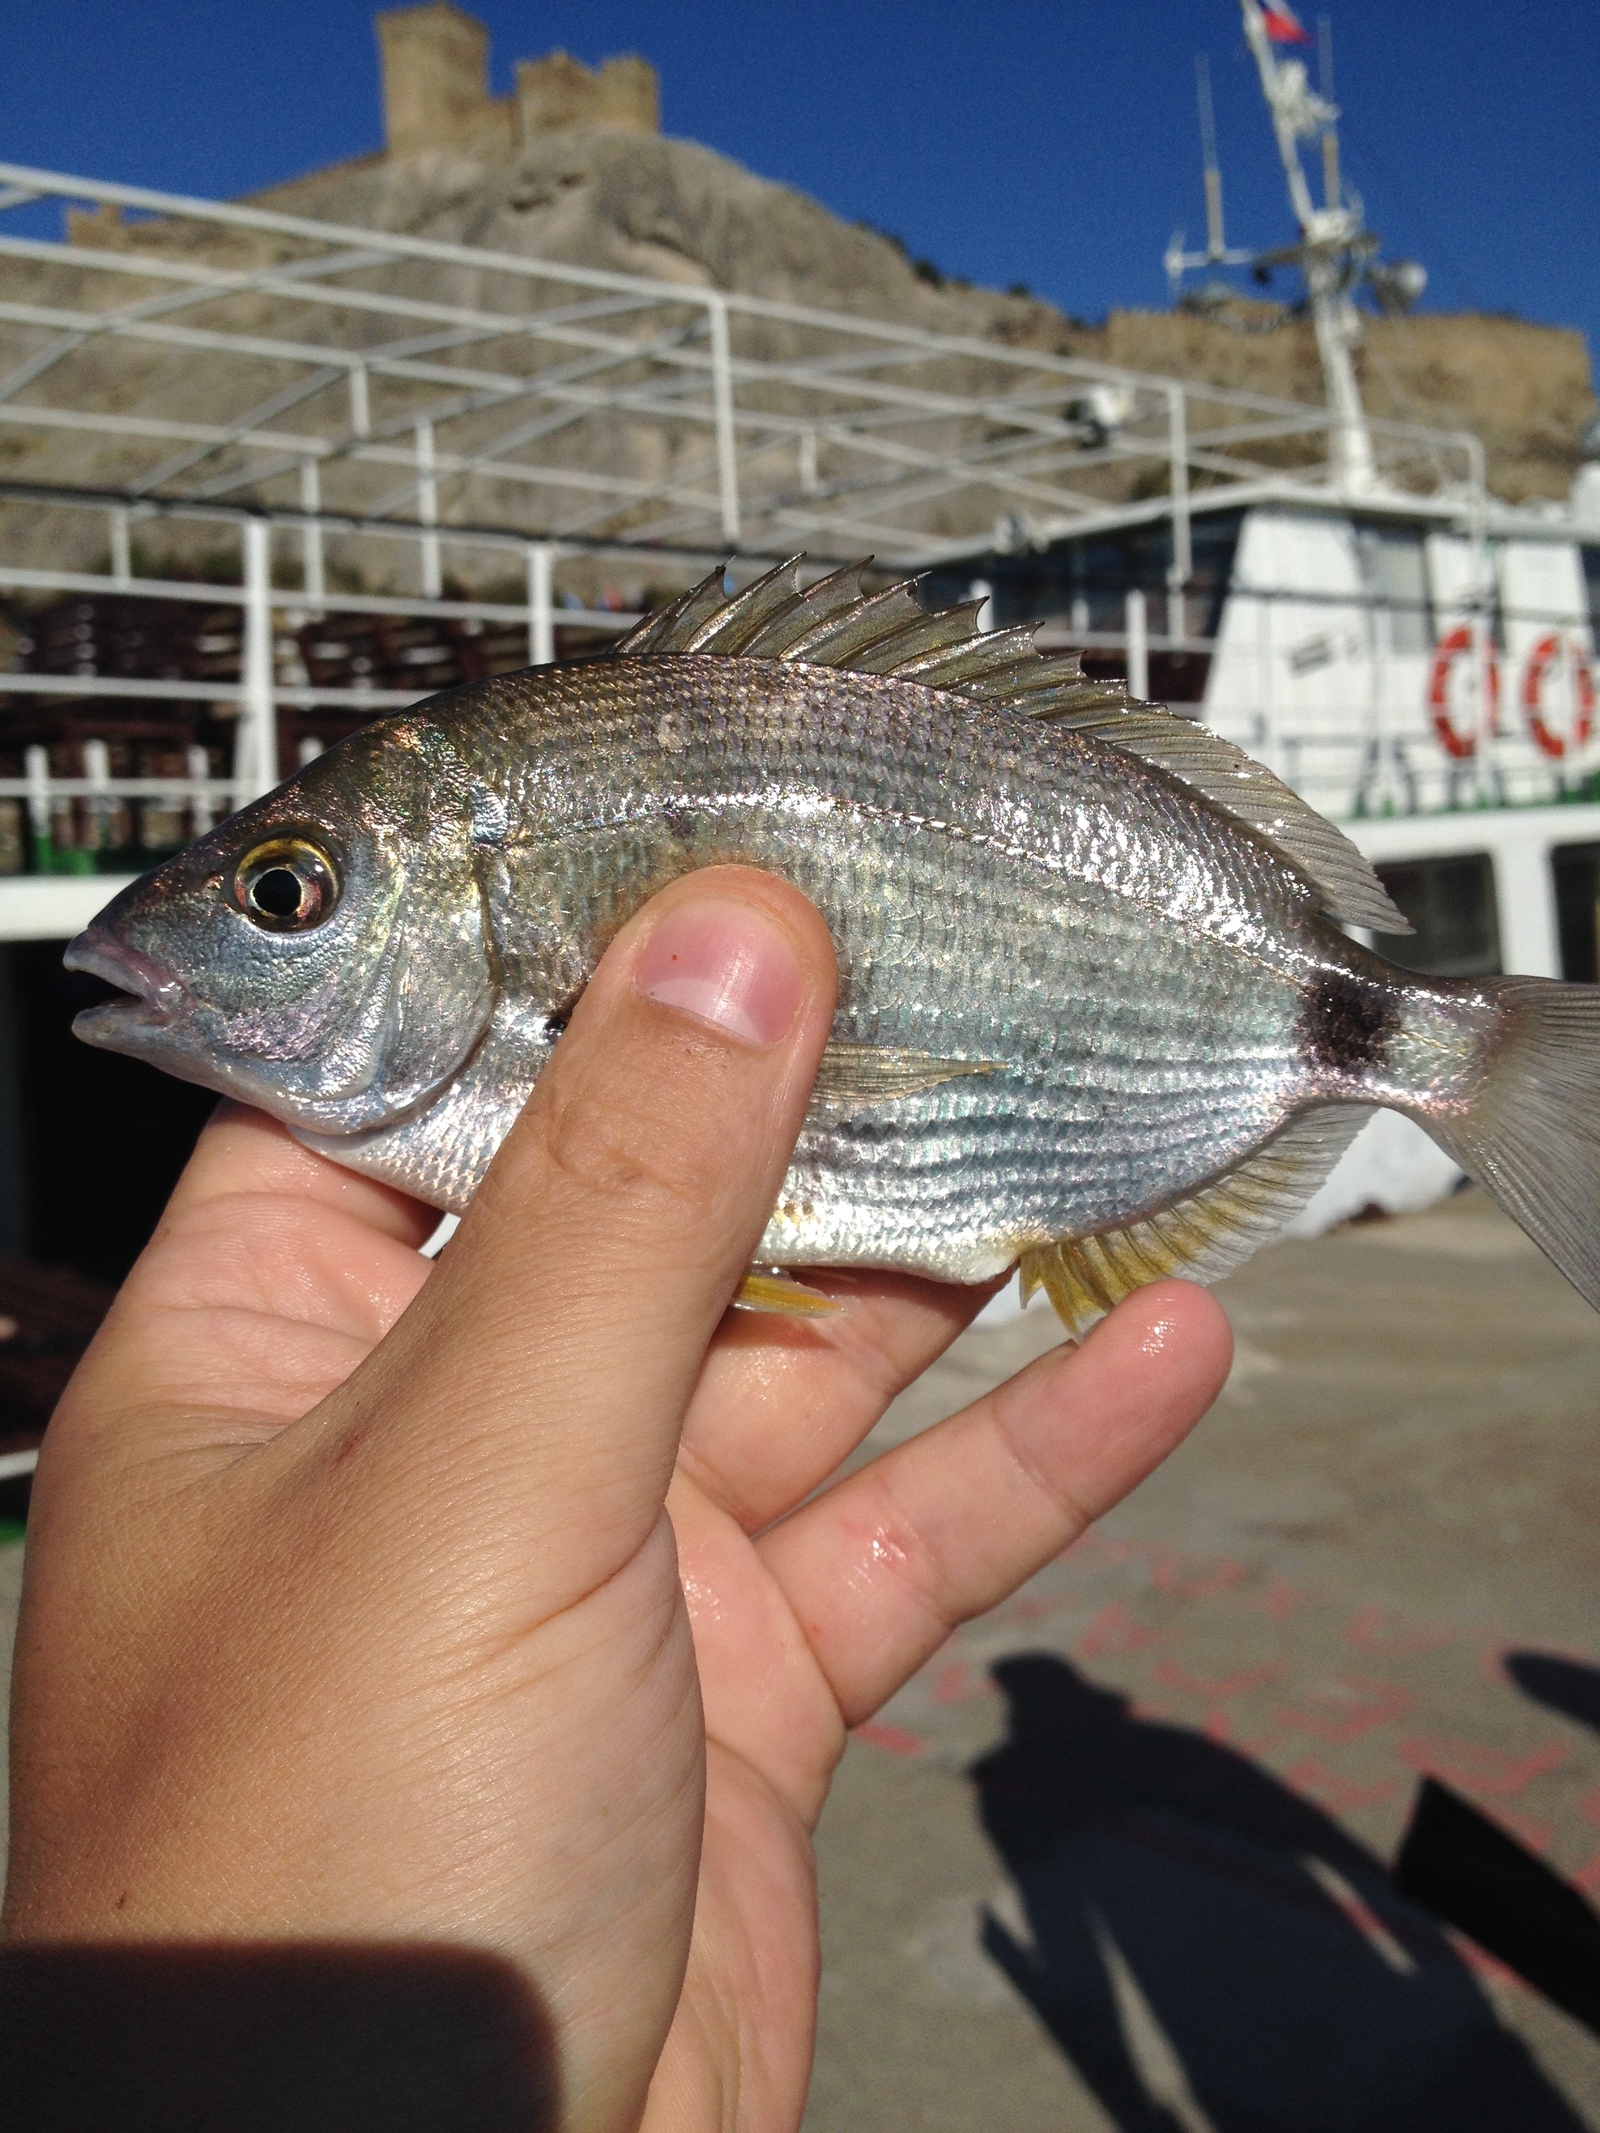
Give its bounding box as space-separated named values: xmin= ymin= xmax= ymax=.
xmin=609 ymin=555 xmax=1410 ymax=935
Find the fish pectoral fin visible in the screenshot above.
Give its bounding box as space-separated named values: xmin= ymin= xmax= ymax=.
xmin=1020 ymin=1105 xmax=1373 ymax=1340
xmin=733 ymin=1267 xmax=841 ymax=1318
xmin=813 ymin=1041 xmax=1002 ymax=1112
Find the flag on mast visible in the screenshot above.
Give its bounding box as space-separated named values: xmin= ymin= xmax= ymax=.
xmin=1261 ymin=2 xmax=1314 ymax=42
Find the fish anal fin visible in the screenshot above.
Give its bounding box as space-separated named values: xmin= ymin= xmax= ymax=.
xmin=733 ymin=1268 xmax=840 ymax=1318
xmin=812 ymin=1041 xmax=1002 ymax=1111
xmin=1019 ymin=1105 xmax=1372 ymax=1339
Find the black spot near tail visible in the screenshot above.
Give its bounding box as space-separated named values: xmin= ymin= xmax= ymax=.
xmin=1300 ymin=969 xmax=1397 ymax=1077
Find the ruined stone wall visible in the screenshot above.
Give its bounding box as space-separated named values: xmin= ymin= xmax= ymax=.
xmin=374 ymin=1 xmax=658 ymax=159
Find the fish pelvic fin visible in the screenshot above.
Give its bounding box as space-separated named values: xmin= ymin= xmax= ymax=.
xmin=733 ymin=1267 xmax=841 ymax=1318
xmin=1020 ymin=1104 xmax=1372 ymax=1340
xmin=812 ymin=1041 xmax=1002 ymax=1112
xmin=610 ymin=556 xmax=1408 ymax=937
xmin=1419 ymin=978 xmax=1600 ymax=1313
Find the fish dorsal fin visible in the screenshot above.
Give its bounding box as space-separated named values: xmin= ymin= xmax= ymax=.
xmin=1020 ymin=1105 xmax=1373 ymax=1339
xmin=1027 ymin=701 xmax=1410 ymax=934
xmin=611 ymin=557 xmax=1409 ymax=935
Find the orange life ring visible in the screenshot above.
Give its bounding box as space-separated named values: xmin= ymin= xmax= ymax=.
xmin=1427 ymin=625 xmax=1498 ymax=760
xmin=1521 ymin=631 xmax=1595 ymax=760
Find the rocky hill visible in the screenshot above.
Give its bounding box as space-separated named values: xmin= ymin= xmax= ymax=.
xmin=235 ymin=3 xmax=1592 ymax=509
xmin=7 ymin=0 xmax=1592 ymax=573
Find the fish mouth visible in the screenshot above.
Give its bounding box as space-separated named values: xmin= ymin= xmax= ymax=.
xmin=63 ymin=928 xmax=192 ymax=1044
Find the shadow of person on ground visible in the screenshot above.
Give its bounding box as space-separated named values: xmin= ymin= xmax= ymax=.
xmin=1506 ymin=1650 xmax=1600 ymax=1737
xmin=971 ymin=1653 xmax=1583 ymax=2133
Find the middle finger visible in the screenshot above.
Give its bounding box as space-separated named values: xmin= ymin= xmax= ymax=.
xmin=678 ymin=1268 xmax=1014 ymax=1530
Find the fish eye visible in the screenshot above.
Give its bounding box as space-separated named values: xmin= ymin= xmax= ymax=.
xmin=234 ymin=838 xmax=339 ymax=933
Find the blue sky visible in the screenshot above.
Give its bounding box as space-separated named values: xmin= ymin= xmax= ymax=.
xmin=2 ymin=2 xmax=1596 ymax=369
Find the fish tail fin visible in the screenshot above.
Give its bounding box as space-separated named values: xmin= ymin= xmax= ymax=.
xmin=1422 ymin=978 xmax=1600 ymax=1311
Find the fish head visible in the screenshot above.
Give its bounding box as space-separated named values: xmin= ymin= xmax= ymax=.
xmin=64 ymin=719 xmax=495 ymax=1135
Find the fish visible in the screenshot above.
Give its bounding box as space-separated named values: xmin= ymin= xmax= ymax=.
xmin=65 ymin=556 xmax=1600 ymax=1336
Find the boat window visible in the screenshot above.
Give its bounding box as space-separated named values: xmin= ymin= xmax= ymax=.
xmin=1582 ymin=548 xmax=1600 ymax=636
xmin=1553 ymin=842 xmax=1600 ymax=983
xmin=918 ymin=511 xmax=1243 ymax=641
xmin=1357 ymin=527 xmax=1434 ymax=654
xmin=1373 ymin=854 xmax=1501 ymax=977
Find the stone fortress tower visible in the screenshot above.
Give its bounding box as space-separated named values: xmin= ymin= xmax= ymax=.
xmin=374 ymin=2 xmax=659 ymax=158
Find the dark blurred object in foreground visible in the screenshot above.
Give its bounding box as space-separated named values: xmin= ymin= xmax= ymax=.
xmin=1395 ymin=1777 xmax=1600 ymax=2035
xmin=0 ymin=1254 xmax=113 ymax=1459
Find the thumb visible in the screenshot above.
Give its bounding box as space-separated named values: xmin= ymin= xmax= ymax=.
xmin=311 ymin=867 xmax=837 ymax=1595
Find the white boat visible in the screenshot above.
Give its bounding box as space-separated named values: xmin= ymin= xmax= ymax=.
xmin=938 ymin=0 xmax=1600 ymax=1232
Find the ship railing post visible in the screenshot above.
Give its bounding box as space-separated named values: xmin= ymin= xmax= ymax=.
xmin=109 ymin=506 xmax=131 ymax=588
xmin=348 ymin=362 xmax=371 ymax=440
xmin=24 ymin=744 xmax=50 ymax=873
xmin=415 ymin=417 xmax=442 ymax=599
xmin=300 ymin=457 xmax=325 ymax=617
xmin=83 ymin=738 xmax=111 ymax=856
xmin=707 ymin=295 xmax=741 ymax=548
xmin=526 ymin=541 xmax=554 ymax=667
xmin=1125 ymin=588 xmax=1149 ymax=702
xmin=1167 ymin=386 xmax=1191 ymax=642
xmin=237 ymin=515 xmax=278 ymax=807
xmin=187 ymin=742 xmax=214 ymax=838
xmin=1464 ymin=433 xmax=1494 ymax=807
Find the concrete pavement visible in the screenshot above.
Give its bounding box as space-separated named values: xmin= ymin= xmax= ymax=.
xmin=804 ymin=1188 xmax=1600 ymax=2129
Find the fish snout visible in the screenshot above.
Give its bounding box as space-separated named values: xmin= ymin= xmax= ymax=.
xmin=64 ymin=925 xmax=193 ymax=1043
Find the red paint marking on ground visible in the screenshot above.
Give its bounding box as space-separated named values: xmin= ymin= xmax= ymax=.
xmin=1283 ymin=1756 xmax=1405 ymax=1815
xmin=1254 ymin=1577 xmax=1310 ymax=1623
xmin=1397 ymin=1734 xmax=1566 ymax=1801
xmin=1575 ymin=1855 xmax=1600 ymax=1896
xmin=1278 ymin=1674 xmax=1418 ymax=1744
xmin=1345 ymin=1604 xmax=1452 ymax=1656
xmin=1152 ymin=1659 xmax=1286 ymax=1703
xmin=1077 ymin=1603 xmax=1167 ymax=1658
xmin=930 ymin=1663 xmax=998 ymax=1707
xmin=1151 ymin=1549 xmax=1247 ymax=1600
xmin=1580 ymin=1789 xmax=1600 ymax=1830
xmin=852 ymin=1720 xmax=925 ymax=1757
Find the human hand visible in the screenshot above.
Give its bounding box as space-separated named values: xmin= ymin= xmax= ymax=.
xmin=2 ymin=867 xmax=1231 ymax=2132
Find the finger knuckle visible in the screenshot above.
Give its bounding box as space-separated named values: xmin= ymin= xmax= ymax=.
xmin=530 ymin=1075 xmax=725 ymax=1232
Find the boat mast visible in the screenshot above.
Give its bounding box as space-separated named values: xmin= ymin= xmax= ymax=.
xmin=1236 ymin=0 xmax=1377 ymax=491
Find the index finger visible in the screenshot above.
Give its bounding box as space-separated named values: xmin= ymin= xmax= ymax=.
xmin=159 ymin=1102 xmax=438 ymax=1248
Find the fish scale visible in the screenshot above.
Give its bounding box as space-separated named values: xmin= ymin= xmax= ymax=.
xmin=64 ymin=557 xmax=1600 ymax=1338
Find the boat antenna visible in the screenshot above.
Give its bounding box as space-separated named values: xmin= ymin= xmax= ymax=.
xmin=1165 ymin=4 xmax=1430 ymax=497
xmin=1238 ymin=0 xmax=1377 ymax=490
xmin=1164 ymin=52 xmax=1256 ymax=300
xmin=1317 ymin=13 xmax=1340 ymax=212
xmin=1198 ymin=57 xmax=1226 ymax=259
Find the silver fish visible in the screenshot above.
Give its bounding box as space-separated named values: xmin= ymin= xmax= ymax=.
xmin=65 ymin=558 xmax=1600 ymax=1334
